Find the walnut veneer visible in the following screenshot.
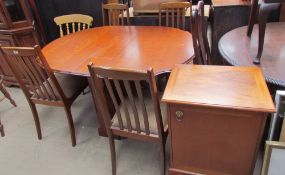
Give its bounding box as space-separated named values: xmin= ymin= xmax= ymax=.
xmin=162 ymin=65 xmax=275 ymax=175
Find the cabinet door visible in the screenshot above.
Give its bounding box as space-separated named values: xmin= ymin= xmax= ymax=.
xmin=169 ymin=104 xmax=266 ymax=175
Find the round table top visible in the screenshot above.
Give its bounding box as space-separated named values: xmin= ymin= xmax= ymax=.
xmin=219 ymin=22 xmax=285 ymax=87
xmin=42 ymin=26 xmax=194 ymax=76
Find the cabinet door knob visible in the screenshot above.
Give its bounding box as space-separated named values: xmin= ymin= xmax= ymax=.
xmin=175 ymin=111 xmax=184 ymax=122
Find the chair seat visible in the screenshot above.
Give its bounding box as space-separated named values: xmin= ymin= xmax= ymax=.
xmin=55 ymin=73 xmax=88 ymax=99
xmin=34 ymin=73 xmax=88 ymax=100
xmin=111 ymin=95 xmax=167 ymax=135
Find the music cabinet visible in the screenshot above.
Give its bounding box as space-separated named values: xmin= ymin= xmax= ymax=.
xmin=0 ymin=0 xmax=39 ymax=86
xmin=162 ymin=65 xmax=275 ymax=175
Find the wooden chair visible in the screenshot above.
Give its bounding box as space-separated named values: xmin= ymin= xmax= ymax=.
xmin=102 ymin=3 xmax=130 ymax=26
xmin=159 ymin=2 xmax=192 ymax=30
xmin=191 ymin=1 xmax=211 ymax=65
xmin=247 ymin=0 xmax=284 ymax=64
xmin=88 ymin=64 xmax=168 ymax=175
xmin=0 ymin=46 xmax=88 ymax=146
xmin=54 ymin=14 xmax=93 ymax=37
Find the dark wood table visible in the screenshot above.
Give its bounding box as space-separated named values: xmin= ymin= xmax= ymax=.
xmin=219 ymin=22 xmax=285 ymax=87
xmin=42 ymin=26 xmax=195 ymax=136
xmin=210 ymin=0 xmax=251 ymax=65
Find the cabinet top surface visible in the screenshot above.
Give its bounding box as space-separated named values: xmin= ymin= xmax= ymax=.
xmin=162 ymin=65 xmax=275 ymax=112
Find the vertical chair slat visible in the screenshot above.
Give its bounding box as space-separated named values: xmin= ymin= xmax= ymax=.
xmin=177 ymin=8 xmax=180 ymax=29
xmin=72 ymin=23 xmax=75 ymax=33
xmin=123 ymin=80 xmax=141 ymax=133
xmin=135 ymin=80 xmax=150 ymax=135
xmin=121 ymin=10 xmax=124 ymax=25
xmin=172 ymin=8 xmax=175 ymax=28
xmin=104 ymin=78 xmax=124 ymax=130
xmin=66 ymin=23 xmax=70 ymax=35
xmin=182 ymin=8 xmax=186 ymax=30
xmin=59 ymin=25 xmax=64 ymax=37
xmin=166 ymin=10 xmax=169 ymax=27
xmin=114 ymin=79 xmax=132 ymax=131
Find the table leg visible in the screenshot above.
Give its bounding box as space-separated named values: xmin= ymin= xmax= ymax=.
xmin=88 ymin=77 xmax=115 ymax=137
xmin=0 ymin=120 xmax=4 ymax=137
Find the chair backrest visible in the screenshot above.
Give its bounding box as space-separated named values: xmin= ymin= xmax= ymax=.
xmin=88 ymin=64 xmax=164 ymax=137
xmin=159 ymin=2 xmax=191 ymax=30
xmin=102 ymin=3 xmax=130 ymax=26
xmin=0 ymin=46 xmax=64 ymax=102
xmin=54 ymin=14 xmax=93 ymax=37
xmin=191 ymin=1 xmax=211 ymax=65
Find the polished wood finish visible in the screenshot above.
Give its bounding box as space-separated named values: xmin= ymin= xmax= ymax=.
xmin=191 ymin=1 xmax=211 ymax=65
xmin=219 ymin=23 xmax=285 ymax=87
xmin=102 ymin=3 xmax=130 ymax=26
xmin=42 ymin=26 xmax=194 ymax=137
xmin=54 ymin=14 xmax=93 ymax=37
xmin=0 ymin=46 xmax=88 ymax=146
xmin=247 ymin=0 xmax=284 ymax=64
xmin=210 ymin=0 xmax=251 ymax=65
xmin=162 ymin=65 xmax=275 ymax=175
xmin=42 ymin=26 xmax=194 ymax=76
xmin=158 ymin=2 xmax=191 ymax=30
xmin=0 ymin=0 xmax=40 ymax=86
xmin=88 ymin=65 xmax=168 ymax=175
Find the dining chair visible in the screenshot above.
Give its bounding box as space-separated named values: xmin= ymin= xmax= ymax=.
xmin=88 ymin=63 xmax=168 ymax=175
xmin=0 ymin=45 xmax=88 ymax=146
xmin=247 ymin=0 xmax=284 ymax=64
xmin=191 ymin=1 xmax=211 ymax=65
xmin=102 ymin=3 xmax=130 ymax=26
xmin=159 ymin=2 xmax=192 ymax=30
xmin=54 ymin=14 xmax=93 ymax=37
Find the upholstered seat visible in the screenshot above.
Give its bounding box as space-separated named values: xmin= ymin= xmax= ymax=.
xmin=112 ymin=97 xmax=167 ymax=135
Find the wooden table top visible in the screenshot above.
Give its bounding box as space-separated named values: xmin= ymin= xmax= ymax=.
xmin=219 ymin=22 xmax=285 ymax=87
xmin=162 ymin=65 xmax=275 ymax=112
xmin=212 ymin=0 xmax=251 ymax=7
xmin=42 ymin=26 xmax=194 ymax=76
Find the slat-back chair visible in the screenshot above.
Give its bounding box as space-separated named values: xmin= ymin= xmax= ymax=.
xmin=159 ymin=2 xmax=192 ymax=30
xmin=88 ymin=63 xmax=168 ymax=175
xmin=247 ymin=0 xmax=284 ymax=64
xmin=102 ymin=3 xmax=130 ymax=26
xmin=0 ymin=46 xmax=88 ymax=146
xmin=191 ymin=1 xmax=211 ymax=65
xmin=0 ymin=72 xmax=17 ymax=137
xmin=54 ymin=14 xmax=93 ymax=37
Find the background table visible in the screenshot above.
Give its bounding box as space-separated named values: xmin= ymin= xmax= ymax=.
xmin=42 ymin=26 xmax=195 ymax=136
xmin=219 ymin=22 xmax=285 ymax=87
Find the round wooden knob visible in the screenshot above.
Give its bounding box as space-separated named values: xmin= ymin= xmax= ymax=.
xmin=175 ymin=111 xmax=184 ymax=122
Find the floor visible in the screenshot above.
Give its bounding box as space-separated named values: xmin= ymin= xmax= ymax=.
xmin=0 ymin=87 xmax=168 ymax=175
xmin=0 ymin=87 xmax=262 ymax=175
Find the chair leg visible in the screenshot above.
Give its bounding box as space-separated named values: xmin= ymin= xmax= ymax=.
xmin=247 ymin=0 xmax=259 ymax=37
xmin=29 ymin=102 xmax=42 ymax=140
xmin=0 ymin=120 xmax=4 ymax=137
xmin=109 ymin=136 xmax=117 ymax=175
xmin=0 ymin=83 xmax=17 ymax=107
xmin=159 ymin=140 xmax=166 ymax=175
xmin=253 ymin=3 xmax=280 ymax=64
xmin=63 ymin=106 xmax=76 ymax=147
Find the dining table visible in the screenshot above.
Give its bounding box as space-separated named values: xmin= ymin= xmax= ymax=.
xmin=42 ymin=26 xmax=195 ymax=136
xmin=218 ymin=22 xmax=285 ymax=88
